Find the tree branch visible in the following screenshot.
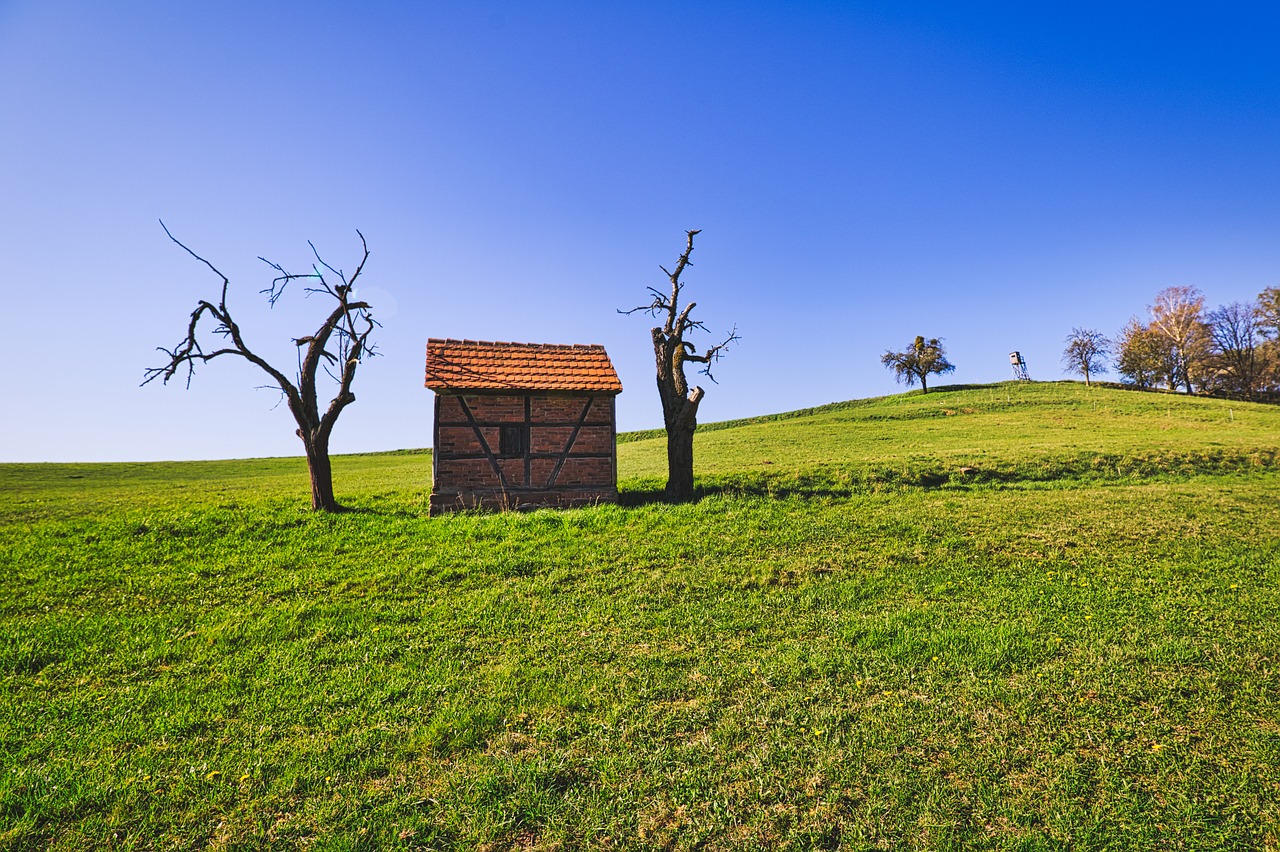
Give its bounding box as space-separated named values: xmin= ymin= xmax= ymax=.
xmin=145 ymin=224 xmax=298 ymax=400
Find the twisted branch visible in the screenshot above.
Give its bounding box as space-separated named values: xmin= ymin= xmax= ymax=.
xmin=143 ymin=223 xmax=378 ymax=438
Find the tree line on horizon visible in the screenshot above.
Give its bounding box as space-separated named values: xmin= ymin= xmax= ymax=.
xmin=1063 ymin=284 xmax=1280 ymax=398
xmin=882 ymin=284 xmax=1280 ymax=399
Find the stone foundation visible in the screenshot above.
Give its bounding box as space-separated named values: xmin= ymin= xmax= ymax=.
xmin=429 ymin=487 xmax=618 ymax=515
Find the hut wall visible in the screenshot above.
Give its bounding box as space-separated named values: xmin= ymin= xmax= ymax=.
xmin=430 ymin=392 xmax=617 ymax=514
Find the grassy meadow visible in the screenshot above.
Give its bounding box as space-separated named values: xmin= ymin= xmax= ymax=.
xmin=3 ymin=381 xmax=1279 ymax=850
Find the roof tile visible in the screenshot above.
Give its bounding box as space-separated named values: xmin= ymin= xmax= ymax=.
xmin=424 ymin=339 xmax=623 ymax=393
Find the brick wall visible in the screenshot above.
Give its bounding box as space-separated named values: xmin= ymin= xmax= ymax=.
xmin=436 ymin=425 xmax=500 ymax=455
xmin=431 ymin=391 xmax=617 ymax=514
xmin=555 ymin=456 xmax=614 ymax=487
xmin=460 ymin=395 xmax=525 ymax=422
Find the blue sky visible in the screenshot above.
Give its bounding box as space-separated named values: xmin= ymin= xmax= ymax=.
xmin=3 ymin=1 xmax=1278 ymax=462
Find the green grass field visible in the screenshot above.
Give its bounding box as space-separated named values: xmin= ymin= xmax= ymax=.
xmin=3 ymin=381 xmax=1279 ymax=850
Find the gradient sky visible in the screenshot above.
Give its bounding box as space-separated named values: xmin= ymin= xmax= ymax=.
xmin=3 ymin=1 xmax=1278 ymax=463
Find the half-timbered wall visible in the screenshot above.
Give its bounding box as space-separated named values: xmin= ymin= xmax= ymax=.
xmin=430 ymin=392 xmax=617 ymax=514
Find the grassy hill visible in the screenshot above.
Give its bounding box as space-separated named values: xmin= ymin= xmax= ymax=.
xmin=3 ymin=382 xmax=1279 ymax=849
xmin=619 ymin=380 xmax=1276 ymax=485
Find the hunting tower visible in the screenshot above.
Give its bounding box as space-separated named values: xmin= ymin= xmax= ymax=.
xmin=1009 ymin=351 xmax=1031 ymax=382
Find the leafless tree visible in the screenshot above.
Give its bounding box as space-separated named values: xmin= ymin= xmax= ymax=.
xmin=1061 ymin=327 xmax=1110 ymax=386
xmin=880 ymin=336 xmax=955 ymax=393
xmin=621 ymin=229 xmax=738 ymax=502
xmin=1206 ymin=301 xmax=1266 ymax=396
xmin=143 ymin=223 xmax=377 ymax=511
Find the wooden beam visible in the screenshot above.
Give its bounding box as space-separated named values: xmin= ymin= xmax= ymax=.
xmin=546 ymin=397 xmax=594 ymax=488
xmin=456 ymin=396 xmax=509 ymax=490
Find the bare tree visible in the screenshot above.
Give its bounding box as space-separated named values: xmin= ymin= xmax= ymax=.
xmin=621 ymin=229 xmax=738 ymax=502
xmin=1061 ymin=327 xmax=1110 ymax=386
xmin=1148 ymin=285 xmax=1210 ymax=393
xmin=880 ymin=336 xmax=955 ymax=393
xmin=143 ymin=223 xmax=377 ymax=512
xmin=1206 ymin=301 xmax=1266 ymax=396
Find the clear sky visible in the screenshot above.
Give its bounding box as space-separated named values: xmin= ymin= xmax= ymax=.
xmin=3 ymin=1 xmax=1278 ymax=463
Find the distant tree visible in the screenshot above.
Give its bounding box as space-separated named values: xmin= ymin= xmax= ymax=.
xmin=144 ymin=224 xmax=377 ymax=512
xmin=1148 ymin=285 xmax=1210 ymax=393
xmin=1114 ymin=317 xmax=1168 ymax=389
xmin=1257 ymin=285 xmax=1280 ymax=339
xmin=1205 ymin=301 xmax=1265 ymax=396
xmin=1253 ymin=286 xmax=1280 ymax=395
xmin=880 ymin=336 xmax=955 ymax=393
xmin=1061 ymin=327 xmax=1111 ymax=386
xmin=621 ymin=229 xmax=738 ymax=502
xmin=1259 ymin=342 xmax=1280 ymax=394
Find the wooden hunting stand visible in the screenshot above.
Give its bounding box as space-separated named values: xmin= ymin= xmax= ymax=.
xmin=1010 ymin=351 xmax=1031 ymax=382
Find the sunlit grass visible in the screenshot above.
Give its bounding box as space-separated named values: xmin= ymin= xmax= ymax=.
xmin=2 ymin=382 xmax=1279 ymax=849
xmin=620 ymin=380 xmax=1278 ymax=480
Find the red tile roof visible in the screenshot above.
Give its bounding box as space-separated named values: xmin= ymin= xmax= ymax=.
xmin=425 ymin=339 xmax=623 ymax=393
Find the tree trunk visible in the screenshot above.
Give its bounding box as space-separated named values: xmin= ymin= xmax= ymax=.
xmin=302 ymin=432 xmax=339 ymax=511
xmin=665 ymin=422 xmax=696 ymax=502
xmin=631 ymin=231 xmax=734 ymax=505
xmin=658 ymin=377 xmax=703 ymax=503
xmin=920 ymin=374 xmax=929 ymax=393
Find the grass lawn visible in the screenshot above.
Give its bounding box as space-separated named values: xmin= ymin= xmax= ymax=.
xmin=2 ymin=382 xmax=1279 ymax=850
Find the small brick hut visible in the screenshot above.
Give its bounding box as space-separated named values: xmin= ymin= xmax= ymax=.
xmin=424 ymin=339 xmax=623 ymax=514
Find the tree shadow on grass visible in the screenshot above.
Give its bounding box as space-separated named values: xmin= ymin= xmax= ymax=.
xmin=920 ymin=383 xmax=1002 ymax=394
xmin=617 ymin=469 xmax=958 ymax=506
xmin=617 ymin=449 xmax=1280 ymax=506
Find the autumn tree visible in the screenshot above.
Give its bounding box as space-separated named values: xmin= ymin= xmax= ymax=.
xmin=1061 ymin=327 xmax=1110 ymax=386
xmin=1252 ymin=286 xmax=1280 ymax=394
xmin=880 ymin=336 xmax=955 ymax=393
xmin=144 ymin=223 xmax=377 ymax=512
xmin=622 ymin=229 xmax=738 ymax=502
xmin=1114 ymin=318 xmax=1168 ymax=389
xmin=1257 ymin=285 xmax=1280 ymax=339
xmin=1148 ymin=285 xmax=1210 ymax=393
